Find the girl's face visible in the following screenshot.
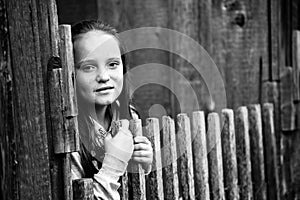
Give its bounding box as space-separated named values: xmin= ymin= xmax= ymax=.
xmin=74 ymin=31 xmax=123 ymax=107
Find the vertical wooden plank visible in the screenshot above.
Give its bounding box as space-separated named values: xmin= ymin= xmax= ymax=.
xmin=262 ymin=103 xmax=280 ymax=200
xmin=57 ymin=24 xmax=80 ymax=200
xmin=211 ymin=0 xmax=269 ymax=109
xmin=207 ymin=113 xmax=225 ymax=200
xmin=290 ymin=28 xmax=300 ymax=197
xmin=6 ymin=0 xmax=53 ymax=198
xmin=129 ymin=119 xmax=146 ymax=200
xmin=53 ymin=25 xmax=79 ymax=154
xmin=293 ymin=34 xmax=300 ymax=198
xmin=145 ymin=118 xmax=164 ymax=200
xmin=63 ymin=153 xmax=72 ymax=200
xmin=192 ymin=111 xmax=210 ymax=200
xmin=177 ymin=113 xmax=195 ymax=200
xmin=0 ymin=0 xmax=15 ymax=199
xmin=235 ymin=107 xmax=253 ymax=200
xmin=261 ymin=81 xmax=283 ymax=198
xmin=48 ymin=0 xmax=59 ymax=56
xmin=112 ymin=120 xmax=129 ymax=200
xmin=48 ymin=66 xmax=64 ymax=153
xmin=289 ymin=125 xmax=300 ymax=199
xmin=161 ymin=116 xmax=179 ymax=200
xmin=292 ymin=31 xmax=300 ymax=101
xmin=44 ymin=1 xmax=62 ymax=199
xmin=59 ymin=24 xmax=77 ymax=117
xmin=280 ymin=66 xmax=296 ymax=131
xmin=248 ymin=104 xmax=267 ymax=200
xmin=221 ymin=109 xmax=239 ymax=200
xmin=269 ymin=0 xmax=282 ymax=81
xmin=119 ymin=172 xmax=129 ymax=200
xmin=170 ymin=0 xmax=208 ymax=115
xmin=73 ymin=178 xmax=94 ymax=200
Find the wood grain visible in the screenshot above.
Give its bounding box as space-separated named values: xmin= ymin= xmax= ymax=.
xmin=262 ymin=103 xmax=280 ymax=200
xmin=192 ymin=111 xmax=210 ymax=200
xmin=207 ymin=113 xmax=225 ymax=200
xmin=235 ymin=107 xmax=253 ymax=200
xmin=145 ymin=118 xmax=164 ymax=200
xmin=248 ymin=104 xmax=267 ymax=200
xmin=280 ymin=66 xmax=296 ymax=131
xmin=221 ymin=109 xmax=239 ymax=200
xmin=5 ymin=0 xmax=55 ymax=198
xmin=73 ymin=178 xmax=94 ymax=200
xmin=293 ymin=31 xmax=300 ymax=101
xmin=128 ymin=119 xmax=146 ymax=200
xmin=176 ymin=113 xmax=195 ymax=200
xmin=161 ymin=116 xmax=179 ymax=200
xmin=211 ymin=0 xmax=269 ymax=109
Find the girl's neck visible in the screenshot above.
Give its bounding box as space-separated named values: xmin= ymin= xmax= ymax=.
xmin=78 ymin=100 xmax=111 ymax=131
xmin=95 ymin=104 xmax=110 ymax=130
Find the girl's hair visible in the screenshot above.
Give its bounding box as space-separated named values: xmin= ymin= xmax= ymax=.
xmin=71 ymin=19 xmax=132 ymax=119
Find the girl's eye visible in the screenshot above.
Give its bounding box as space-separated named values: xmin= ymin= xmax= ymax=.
xmin=108 ymin=61 xmax=120 ymax=69
xmin=81 ymin=65 xmax=97 ymax=72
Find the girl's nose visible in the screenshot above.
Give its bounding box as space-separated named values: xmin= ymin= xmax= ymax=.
xmin=96 ymin=69 xmax=110 ymax=83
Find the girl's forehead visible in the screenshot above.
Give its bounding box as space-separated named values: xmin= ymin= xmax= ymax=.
xmin=74 ymin=30 xmax=121 ymax=61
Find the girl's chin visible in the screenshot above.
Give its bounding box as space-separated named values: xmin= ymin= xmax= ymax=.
xmin=94 ymin=99 xmax=115 ymax=106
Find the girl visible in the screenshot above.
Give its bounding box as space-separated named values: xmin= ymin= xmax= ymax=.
xmin=70 ymin=20 xmax=153 ymax=200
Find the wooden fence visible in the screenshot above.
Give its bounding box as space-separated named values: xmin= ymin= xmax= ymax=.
xmin=71 ymin=104 xmax=279 ymax=200
xmin=48 ymin=24 xmax=281 ymax=200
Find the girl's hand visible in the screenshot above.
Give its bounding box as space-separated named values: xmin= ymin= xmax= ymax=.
xmin=132 ymin=136 xmax=153 ymax=173
xmin=105 ymin=120 xmax=134 ymax=163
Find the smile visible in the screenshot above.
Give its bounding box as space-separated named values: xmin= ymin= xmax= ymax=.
xmin=94 ymin=86 xmax=114 ymax=92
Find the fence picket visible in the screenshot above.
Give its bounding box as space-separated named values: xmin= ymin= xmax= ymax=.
xmin=72 ymin=178 xmax=93 ymax=200
xmin=192 ymin=111 xmax=210 ymax=200
xmin=235 ymin=107 xmax=253 ymax=200
xmin=177 ymin=113 xmax=195 ymax=200
xmin=207 ymin=113 xmax=225 ymax=200
xmin=262 ymin=103 xmax=280 ymax=200
xmin=119 ymin=172 xmax=129 ymax=200
xmin=58 ymin=24 xmax=78 ymax=117
xmin=292 ymin=31 xmax=300 ymax=102
xmin=49 ymin=25 xmax=80 ymax=154
xmin=162 ymin=116 xmax=180 ymax=200
xmin=112 ymin=120 xmax=130 ymax=200
xmin=145 ymin=118 xmax=164 ymax=200
xmin=221 ymin=109 xmax=239 ymax=200
xmin=248 ymin=104 xmax=267 ymax=200
xmin=129 ymin=119 xmax=146 ymax=200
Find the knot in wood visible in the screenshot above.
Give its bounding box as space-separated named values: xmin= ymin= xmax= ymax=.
xmin=234 ymin=12 xmax=246 ymax=27
xmin=47 ymin=56 xmax=62 ymax=70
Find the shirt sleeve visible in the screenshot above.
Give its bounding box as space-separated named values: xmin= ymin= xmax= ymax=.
xmin=71 ymin=152 xmax=127 ymax=200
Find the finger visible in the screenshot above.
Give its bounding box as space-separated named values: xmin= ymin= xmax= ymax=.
xmin=131 ymin=157 xmax=152 ymax=164
xmin=132 ymin=150 xmax=152 ymax=157
xmin=134 ymin=143 xmax=152 ymax=151
xmin=134 ymin=136 xmax=150 ymax=144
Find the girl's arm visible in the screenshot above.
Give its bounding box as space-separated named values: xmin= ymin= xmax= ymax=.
xmin=71 ymin=123 xmax=133 ymax=200
xmin=71 ymin=152 xmax=124 ymax=200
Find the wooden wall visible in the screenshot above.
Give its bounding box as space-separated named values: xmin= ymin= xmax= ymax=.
xmin=56 ymin=0 xmax=300 ymax=199
xmin=1 ymin=0 xmax=300 ymax=199
xmin=0 ymin=0 xmax=63 ymax=200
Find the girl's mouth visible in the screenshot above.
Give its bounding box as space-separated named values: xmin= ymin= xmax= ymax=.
xmin=94 ymin=86 xmax=114 ymax=92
